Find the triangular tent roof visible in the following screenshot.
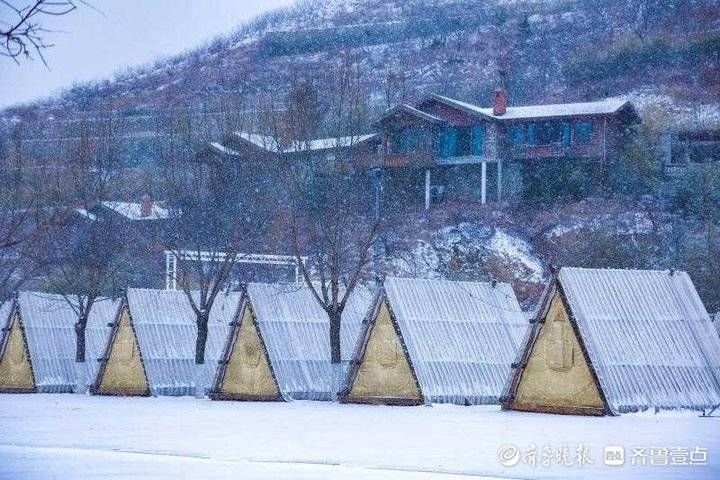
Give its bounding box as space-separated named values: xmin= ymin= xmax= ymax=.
xmin=12 ymin=292 xmax=121 ymax=393
xmin=233 ymin=283 xmax=374 ymax=401
xmin=503 ymin=267 xmax=720 ymax=415
xmin=126 ymin=288 xmax=242 ymax=396
xmin=343 ymin=277 xmax=527 ymax=405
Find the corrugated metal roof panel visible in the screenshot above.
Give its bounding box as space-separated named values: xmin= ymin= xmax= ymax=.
xmin=559 ymin=267 xmax=720 ymax=413
xmin=247 ymin=283 xmax=373 ymax=400
xmin=17 ymin=292 xmax=120 ymax=393
xmin=126 ymin=288 xmax=241 ymax=396
xmin=384 ymin=277 xmax=526 ymax=405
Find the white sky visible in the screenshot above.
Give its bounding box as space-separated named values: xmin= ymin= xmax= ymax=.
xmin=0 ymin=0 xmax=296 ymax=108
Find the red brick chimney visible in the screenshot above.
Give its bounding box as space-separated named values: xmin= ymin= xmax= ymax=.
xmin=140 ymin=194 xmax=153 ymax=217
xmin=493 ymin=87 xmax=508 ymax=116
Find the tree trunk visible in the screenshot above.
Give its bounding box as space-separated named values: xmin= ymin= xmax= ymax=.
xmin=194 ymin=313 xmax=209 ymax=399
xmin=74 ymin=319 xmax=88 ymax=394
xmin=329 ymin=310 xmax=342 ymax=399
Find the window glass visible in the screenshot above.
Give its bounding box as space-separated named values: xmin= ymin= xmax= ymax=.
xmin=509 ymin=124 xmax=525 ymax=147
xmin=527 ymin=124 xmax=537 ymax=146
xmin=562 ymin=122 xmax=571 ymax=146
xmin=437 ymin=126 xmax=457 ymax=158
xmin=472 ymin=126 xmax=484 ymax=155
xmin=536 ymin=121 xmax=563 ymax=145
xmin=575 ymin=121 xmax=593 ymax=144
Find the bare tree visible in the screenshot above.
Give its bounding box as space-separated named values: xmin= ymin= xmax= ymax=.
xmin=0 ymin=1 xmax=87 ymax=64
xmin=0 ymin=127 xmax=51 ymax=299
xmin=38 ymin=113 xmax=129 ymax=393
xmin=161 ymin=98 xmax=273 ymax=398
xmin=264 ymin=55 xmax=380 ymax=394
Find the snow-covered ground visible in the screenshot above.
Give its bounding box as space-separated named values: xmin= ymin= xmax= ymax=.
xmin=0 ymin=395 xmax=718 ymax=479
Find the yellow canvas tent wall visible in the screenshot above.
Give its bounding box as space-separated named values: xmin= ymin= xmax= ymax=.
xmin=0 ymin=301 xmax=35 ymax=393
xmin=341 ymin=295 xmax=422 ymax=405
xmin=502 ymin=267 xmax=720 ymax=415
xmin=93 ymin=300 xmax=150 ymax=396
xmin=211 ymin=299 xmax=281 ymax=401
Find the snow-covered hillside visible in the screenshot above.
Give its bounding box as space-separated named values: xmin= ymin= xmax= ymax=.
xmin=2 ymin=0 xmax=719 ymax=128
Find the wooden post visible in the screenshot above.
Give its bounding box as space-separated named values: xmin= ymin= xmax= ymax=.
xmin=497 ymin=160 xmax=503 ymax=202
xmin=481 ymin=161 xmax=487 ymax=205
xmin=424 ymin=169 xmax=431 ymax=210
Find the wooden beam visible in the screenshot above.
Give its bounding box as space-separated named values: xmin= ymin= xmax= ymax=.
xmin=424 ymin=169 xmax=431 ymax=210
xmin=480 ymin=161 xmax=487 ymax=205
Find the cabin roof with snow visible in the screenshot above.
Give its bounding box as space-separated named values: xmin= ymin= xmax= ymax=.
xmin=101 ymin=201 xmax=171 ymax=221
xmin=13 ymin=292 xmax=121 ymax=393
xmin=504 ymin=267 xmax=720 ymax=414
xmin=343 ymin=277 xmax=527 ymax=405
xmin=125 ymin=288 xmax=242 ymax=396
xmin=426 ymin=94 xmax=639 ymax=122
xmin=210 ymin=131 xmax=379 ymax=158
xmin=243 ymin=282 xmax=374 ymax=400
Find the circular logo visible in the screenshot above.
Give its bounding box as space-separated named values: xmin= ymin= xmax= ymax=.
xmin=498 ymin=445 xmax=520 ymax=467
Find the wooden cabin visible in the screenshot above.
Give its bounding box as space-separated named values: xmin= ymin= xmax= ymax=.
xmin=93 ymin=288 xmax=241 ymax=396
xmin=502 ymin=267 xmax=720 ymax=415
xmin=375 ymin=91 xmax=640 ymax=209
xmin=339 ymin=277 xmax=527 ymax=406
xmin=0 ymin=292 xmax=121 ymax=393
xmin=211 ymin=282 xmax=373 ymax=401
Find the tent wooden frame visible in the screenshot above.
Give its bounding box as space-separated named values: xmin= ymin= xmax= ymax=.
xmin=339 ymin=289 xmax=425 ymax=406
xmin=210 ymin=297 xmax=283 ymax=402
xmin=501 ymin=272 xmax=611 ymax=416
xmin=0 ymin=300 xmax=37 ymax=394
xmin=91 ymin=297 xmax=151 ymax=397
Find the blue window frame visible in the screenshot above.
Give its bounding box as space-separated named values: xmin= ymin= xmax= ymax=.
xmin=510 ymin=125 xmax=525 ymax=147
xmin=527 ymin=123 xmax=537 ymax=146
xmin=575 ymin=121 xmax=593 ymax=144
xmin=562 ymin=122 xmax=571 ymax=146
xmin=438 ymin=126 xmax=457 ymax=158
xmin=471 ymin=126 xmax=484 ymax=155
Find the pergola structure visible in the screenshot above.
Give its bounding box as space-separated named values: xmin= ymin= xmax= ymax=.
xmin=164 ymin=250 xmax=307 ymax=290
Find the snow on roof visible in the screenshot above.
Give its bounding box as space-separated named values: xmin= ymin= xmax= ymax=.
xmin=126 ymin=288 xmax=242 ymax=396
xmin=383 ymin=277 xmax=527 ymax=405
xmin=715 ymin=313 xmax=720 ymax=338
xmin=234 ymin=132 xmax=282 ymax=153
xmin=74 ymin=208 xmax=98 ymax=221
xmin=246 ymin=282 xmax=374 ymax=400
xmin=430 ymin=94 xmax=632 ymax=121
xmin=378 ymin=104 xmax=446 ymax=124
xmin=101 ymin=201 xmax=171 ymax=221
xmin=208 ymin=141 xmax=241 ymax=156
xmin=558 ymin=267 xmax=720 ymax=413
xmin=283 ymin=134 xmax=377 ymax=153
xmin=16 ymin=292 xmax=121 ymax=392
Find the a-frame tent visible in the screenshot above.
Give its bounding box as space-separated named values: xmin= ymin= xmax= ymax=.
xmin=212 ymin=283 xmax=373 ymax=401
xmin=340 ymin=277 xmax=528 ymax=406
xmin=211 ymin=295 xmax=281 ymax=401
xmin=502 ymin=267 xmax=720 ymax=415
xmin=0 ymin=300 xmax=34 ymax=393
xmin=95 ymin=288 xmax=242 ymax=396
xmin=93 ymin=297 xmax=150 ymax=396
xmin=0 ymin=292 xmax=121 ymax=393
